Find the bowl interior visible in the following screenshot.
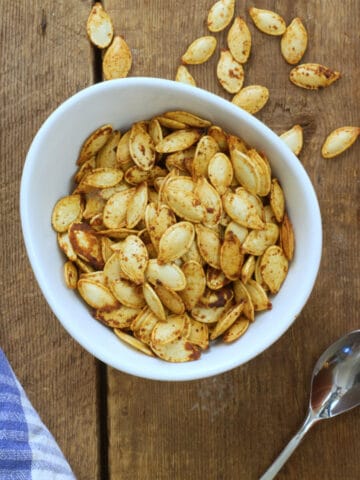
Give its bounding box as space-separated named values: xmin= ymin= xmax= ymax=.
xmin=20 ymin=78 xmax=322 ymax=381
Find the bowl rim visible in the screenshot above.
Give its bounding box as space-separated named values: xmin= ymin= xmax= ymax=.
xmin=20 ymin=77 xmax=322 ymax=381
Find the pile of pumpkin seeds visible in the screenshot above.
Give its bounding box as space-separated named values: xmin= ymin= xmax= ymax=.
xmin=52 ymin=111 xmax=294 ymax=362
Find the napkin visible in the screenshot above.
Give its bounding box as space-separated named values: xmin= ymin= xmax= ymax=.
xmin=0 ymin=349 xmax=76 ymax=479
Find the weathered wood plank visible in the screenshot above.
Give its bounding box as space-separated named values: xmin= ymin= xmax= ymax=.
xmin=0 ymin=2 xmax=102 ymax=478
xmin=104 ymin=0 xmax=359 ymax=479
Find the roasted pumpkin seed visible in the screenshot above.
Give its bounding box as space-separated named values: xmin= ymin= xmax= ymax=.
xmin=223 ymin=316 xmax=250 ymax=343
xmin=145 ymin=203 xmax=176 ymax=251
xmin=220 ymin=231 xmax=244 ymax=280
xmin=165 ymin=187 xmax=205 ymax=223
xmin=150 ymin=336 xmax=200 ymax=362
xmin=227 ymin=16 xmax=251 ymax=64
xmin=110 ymin=278 xmax=145 ymax=308
xmin=181 ymin=36 xmax=217 ymax=65
xmin=290 ymin=63 xmax=341 ymax=90
xmin=86 ymin=2 xmax=114 ymax=49
xmin=247 ymin=149 xmax=271 ymax=196
xmin=321 ymin=126 xmax=360 ymax=158
xmin=249 ymin=7 xmax=286 ymax=36
xmin=245 ymin=279 xmax=272 ymax=311
xmin=225 ymin=221 xmax=248 ymax=244
xmin=222 ymin=190 xmax=264 ymax=229
xmin=154 ymin=285 xmax=186 ymax=315
xmin=217 ymin=50 xmax=244 ymax=94
xmin=79 ymin=167 xmax=123 ymax=191
xmin=129 ymin=122 xmax=156 ymax=171
xmin=119 ymin=235 xmax=148 ymax=284
xmin=64 ymin=261 xmax=78 ymax=289
xmin=114 ymin=329 xmax=154 ymax=356
xmin=158 ymin=221 xmax=195 ymax=264
xmin=281 ymin=18 xmax=308 ymax=65
xmin=232 ymin=85 xmax=269 ymax=114
xmin=126 ymin=182 xmax=148 ymax=229
xmin=175 ymin=65 xmax=197 ymax=86
xmin=102 ymin=35 xmax=132 ymax=80
xmin=242 ymin=223 xmax=279 ymax=256
xmin=179 ymin=261 xmax=206 ymax=310
xmin=194 ymin=178 xmax=222 ymax=227
xmin=142 ymin=282 xmax=167 ymax=321
xmin=207 ymin=0 xmax=235 ymax=32
xmin=233 ymin=280 xmax=254 ymax=321
xmin=187 ymin=318 xmax=209 ymax=350
xmin=230 ymin=149 xmax=262 ymax=195
xmin=78 ymin=124 xmax=113 ymax=165
xmin=270 ymin=178 xmax=285 ymax=223
xmin=156 ymin=116 xmax=187 ymax=130
xmin=96 ymin=131 xmax=121 ymax=168
xmin=241 ymin=255 xmax=255 ymax=284
xmin=58 ymin=232 xmax=77 ymax=261
xmin=208 ymin=126 xmax=229 ymax=152
xmin=191 ymin=303 xmax=230 ymax=324
xmin=195 ymin=224 xmax=221 ymax=269
xmin=210 ymin=301 xmax=244 ymax=340
xmin=133 ymin=311 xmax=159 ymax=345
xmin=96 ymin=305 xmax=139 ymax=329
xmin=163 ymin=111 xmax=211 ymax=128
xmin=192 ymin=135 xmax=220 ymax=179
xmin=156 ymin=129 xmax=201 ymax=153
xmin=206 ymin=267 xmax=230 ymax=290
xmin=78 ymin=278 xmax=118 ymax=309
xmin=208 ymin=152 xmax=233 ymax=195
xmin=69 ymin=222 xmax=104 ymax=270
xmin=280 ymin=125 xmax=303 ymax=156
xmin=103 ymin=188 xmax=135 ymax=229
xmin=52 ymin=194 xmax=83 ymax=233
xmin=151 ymin=314 xmax=186 ymax=345
xmin=146 ymin=259 xmax=186 ymax=291
xmin=280 ymin=213 xmax=295 ymax=261
xmin=116 ymin=130 xmax=133 ymax=170
xmin=260 ymin=245 xmax=289 ymax=294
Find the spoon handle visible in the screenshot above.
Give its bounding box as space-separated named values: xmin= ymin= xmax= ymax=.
xmin=259 ymin=411 xmax=317 ymax=480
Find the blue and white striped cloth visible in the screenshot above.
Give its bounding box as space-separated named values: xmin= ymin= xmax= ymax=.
xmin=0 ymin=349 xmax=75 ymax=479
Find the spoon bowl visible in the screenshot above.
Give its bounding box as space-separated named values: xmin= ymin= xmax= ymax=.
xmin=261 ymin=330 xmax=360 ymax=480
xmin=310 ymin=330 xmax=360 ymax=418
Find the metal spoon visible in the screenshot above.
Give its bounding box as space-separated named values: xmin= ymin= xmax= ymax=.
xmin=260 ymin=330 xmax=360 ymax=480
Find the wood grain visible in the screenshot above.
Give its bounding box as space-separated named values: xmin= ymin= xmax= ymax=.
xmin=103 ymin=1 xmax=360 ymax=479
xmin=1 ymin=0 xmax=359 ymax=479
xmin=0 ymin=2 xmax=101 ymax=478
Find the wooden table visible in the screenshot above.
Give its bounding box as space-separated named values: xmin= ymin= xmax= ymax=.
xmin=1 ymin=1 xmax=359 ymax=478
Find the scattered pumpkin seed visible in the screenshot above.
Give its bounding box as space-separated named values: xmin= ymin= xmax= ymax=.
xmin=216 ymin=50 xmax=244 ymax=94
xmin=281 ymin=18 xmax=308 ymax=65
xmin=249 ymin=7 xmax=286 ymax=36
xmin=102 ymin=35 xmax=132 ymax=80
xmin=207 ymin=0 xmax=235 ymax=32
xmin=321 ymin=126 xmax=360 ymax=158
xmin=181 ymin=36 xmax=217 ymax=64
xmin=290 ymin=63 xmax=341 ymax=90
xmin=280 ymin=125 xmax=304 ymax=156
xmin=227 ymin=16 xmax=251 ymax=64
xmin=175 ymin=65 xmax=197 ymax=86
xmin=86 ymin=2 xmax=114 ymax=49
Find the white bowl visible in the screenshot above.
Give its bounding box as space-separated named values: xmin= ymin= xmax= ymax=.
xmin=20 ymin=77 xmax=322 ymax=381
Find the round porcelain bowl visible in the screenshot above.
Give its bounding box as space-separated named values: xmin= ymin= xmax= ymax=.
xmin=20 ymin=78 xmax=322 ymax=381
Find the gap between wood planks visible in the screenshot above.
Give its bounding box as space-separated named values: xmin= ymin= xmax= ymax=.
xmin=90 ymin=2 xmax=109 ymax=477
xmin=97 ymin=361 xmax=109 ymax=480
